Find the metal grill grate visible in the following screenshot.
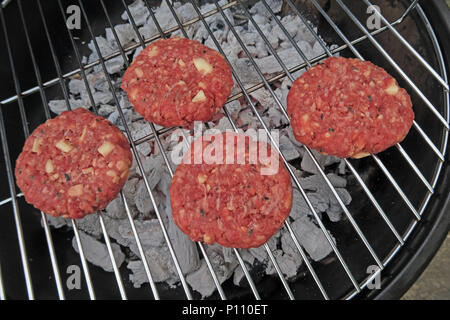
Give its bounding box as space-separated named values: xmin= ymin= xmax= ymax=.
xmin=0 ymin=0 xmax=448 ymax=300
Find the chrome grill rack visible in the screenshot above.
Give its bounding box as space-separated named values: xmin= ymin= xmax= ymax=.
xmin=0 ymin=0 xmax=448 ymax=300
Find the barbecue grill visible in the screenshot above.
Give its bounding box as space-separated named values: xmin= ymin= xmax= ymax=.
xmin=0 ymin=0 xmax=448 ymax=300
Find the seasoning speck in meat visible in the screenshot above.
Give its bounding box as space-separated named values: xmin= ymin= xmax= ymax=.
xmin=170 ymin=132 xmax=293 ymax=249
xmin=15 ymin=108 xmax=132 ymax=219
xmin=121 ymin=36 xmax=234 ymax=128
xmin=287 ymin=57 xmax=414 ymax=158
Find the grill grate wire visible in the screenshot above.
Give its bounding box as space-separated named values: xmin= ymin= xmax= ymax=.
xmin=0 ymin=0 xmax=448 ymax=300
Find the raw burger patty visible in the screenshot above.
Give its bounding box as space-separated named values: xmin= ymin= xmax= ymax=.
xmin=287 ymin=57 xmax=414 ymax=158
xmin=121 ymin=37 xmax=234 ymax=128
xmin=170 ymin=132 xmax=293 ymax=249
xmin=15 ymin=108 xmax=132 ymax=219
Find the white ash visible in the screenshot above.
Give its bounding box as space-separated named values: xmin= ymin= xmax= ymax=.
xmin=71 ymin=214 xmax=102 ymax=239
xmin=187 ymin=244 xmax=239 ymax=298
xmin=120 ymin=0 xmax=150 ymax=27
xmin=118 ymin=219 xmax=165 ymax=248
xmin=264 ymin=249 xmax=302 ymax=279
xmin=128 ymin=150 xmax=138 ymax=170
xmin=281 ymin=195 xmax=335 ymax=262
xmin=284 ymin=126 xmax=304 ymax=149
xmin=101 ymin=215 xmax=131 ymax=246
xmin=129 ymin=120 xmax=152 ymax=141
xmin=231 ymin=58 xmax=262 ymax=85
xmin=232 ymin=265 xmax=246 ymax=287
xmin=236 ymin=109 xmax=262 ymax=129
xmin=213 ymin=116 xmax=234 ymax=132
xmin=307 ymin=193 xmax=330 ymax=214
xmin=106 ymin=24 xmax=137 ymax=48
xmin=263 ymin=106 xmax=288 ymax=128
xmin=278 ymin=135 xmax=300 ymax=161
xmin=185 ymin=260 xmax=219 ymax=297
xmin=134 ymin=180 xmax=158 ymax=216
xmin=121 ymin=222 xmax=180 ymax=286
xmin=249 ymin=0 xmax=283 ymax=18
xmin=81 ymin=91 xmax=114 ymax=106
xmin=87 ymin=72 xmax=110 ymax=92
xmin=250 ymin=87 xmax=276 ymax=111
xmin=193 ymin=0 xmax=234 ymax=44
xmin=273 ymin=87 xmax=288 ymax=111
xmin=127 ymin=260 xmax=150 ymax=288
xmin=107 ymin=108 xmax=133 ymax=129
xmin=289 ymin=216 xmax=336 ymax=261
xmin=298 ymin=173 xmax=348 ymax=191
xmin=137 ymin=141 xmax=152 ymax=157
xmin=338 ymin=159 xmax=347 ymax=175
xmin=104 ymin=196 xmax=136 ymax=220
xmin=247 ymin=233 xmax=279 ymax=264
xmin=254 ymin=45 xmax=308 ymax=74
xmin=290 ymin=188 xmax=327 ymax=221
xmin=98 ymin=104 xmax=116 ymax=117
xmin=149 ymin=0 xmax=178 ymax=33
xmin=87 ymin=36 xmax=126 ymax=75
xmin=319 ymin=187 xmax=352 ymax=222
xmin=128 ymin=245 xmax=178 ymax=285
xmin=68 ymin=78 xmax=93 ymax=96
xmin=137 ymin=21 xmax=157 ymax=42
xmin=288 ymin=169 xmax=352 ymax=222
xmin=174 ymin=1 xmax=197 ymax=24
xmin=135 ymin=154 xmax=164 ymax=185
xmin=301 ymin=149 xmax=341 ymax=174
xmin=119 ymin=95 xmax=132 ymax=109
xmin=280 ymin=229 xmax=302 ymax=259
xmin=48 ymin=99 xmax=88 ymax=115
xmin=122 ymin=177 xmax=140 ymax=207
xmin=43 ymin=215 xmax=67 ymax=229
xmin=43 ymin=0 xmax=352 ymax=298
xmin=223 ymin=247 xmax=255 ymax=266
xmin=164 ymin=195 xmax=201 ymax=275
xmin=72 ymin=230 xmax=125 ymax=272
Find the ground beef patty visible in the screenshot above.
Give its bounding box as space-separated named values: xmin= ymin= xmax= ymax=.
xmin=287 ymin=57 xmax=414 ymax=158
xmin=170 ymin=132 xmax=293 ymax=249
xmin=15 ymin=108 xmax=132 ymax=219
xmin=121 ymin=37 xmax=234 ymax=128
